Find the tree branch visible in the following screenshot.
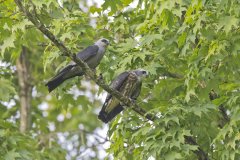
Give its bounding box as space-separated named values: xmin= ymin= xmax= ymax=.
xmin=14 ymin=0 xmax=155 ymax=122
xmin=14 ymin=1 xmax=209 ymax=159
xmin=163 ymin=71 xmax=184 ymax=79
xmin=209 ymin=89 xmax=230 ymax=128
xmin=184 ymin=136 xmax=209 ymax=160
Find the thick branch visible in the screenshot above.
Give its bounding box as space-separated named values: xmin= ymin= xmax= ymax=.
xmin=184 ymin=136 xmax=209 ymax=160
xmin=14 ymin=1 xmax=208 ymax=159
xmin=14 ymin=0 xmax=154 ymax=121
xmin=16 ymin=46 xmax=32 ymax=133
xmin=209 ymin=89 xmax=230 ymax=128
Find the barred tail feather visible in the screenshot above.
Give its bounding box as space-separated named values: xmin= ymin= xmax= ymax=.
xmin=98 ymin=105 xmax=124 ymax=123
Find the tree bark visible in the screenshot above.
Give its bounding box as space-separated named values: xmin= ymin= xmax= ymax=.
xmin=16 ymin=46 xmax=32 ymax=133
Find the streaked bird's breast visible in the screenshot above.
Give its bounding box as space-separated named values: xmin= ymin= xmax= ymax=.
xmin=105 ymin=72 xmax=139 ymax=113
xmin=121 ymin=72 xmax=138 ymax=96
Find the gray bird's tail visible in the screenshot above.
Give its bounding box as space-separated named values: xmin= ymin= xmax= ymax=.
xmin=98 ymin=105 xmax=124 ymax=123
xmin=45 ymin=65 xmax=76 ymax=92
xmin=46 ymin=75 xmax=65 ymax=92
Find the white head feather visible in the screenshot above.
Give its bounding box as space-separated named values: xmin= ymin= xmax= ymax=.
xmin=134 ymin=69 xmax=148 ymax=77
xmin=95 ymin=38 xmax=110 ymax=48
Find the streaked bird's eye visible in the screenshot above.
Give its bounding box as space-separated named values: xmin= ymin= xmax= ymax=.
xmin=142 ymin=71 xmax=146 ymax=74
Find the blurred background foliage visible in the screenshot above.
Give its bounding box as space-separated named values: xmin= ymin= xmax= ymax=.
xmin=0 ymin=0 xmax=240 ymax=159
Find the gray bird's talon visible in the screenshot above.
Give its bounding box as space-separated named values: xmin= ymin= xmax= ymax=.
xmin=98 ymin=73 xmax=103 ymax=80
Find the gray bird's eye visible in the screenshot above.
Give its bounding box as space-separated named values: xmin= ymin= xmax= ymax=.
xmin=142 ymin=71 xmax=146 ymax=74
xmin=101 ymin=39 xmax=108 ymax=43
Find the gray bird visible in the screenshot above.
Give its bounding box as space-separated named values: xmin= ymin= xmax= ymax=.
xmin=98 ymin=69 xmax=148 ymax=123
xmin=46 ymin=38 xmax=109 ymax=92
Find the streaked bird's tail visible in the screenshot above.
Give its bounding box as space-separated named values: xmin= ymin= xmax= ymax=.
xmin=98 ymin=105 xmax=124 ymax=123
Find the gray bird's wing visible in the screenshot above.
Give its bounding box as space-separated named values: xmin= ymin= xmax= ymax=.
xmin=76 ymin=45 xmax=99 ymax=62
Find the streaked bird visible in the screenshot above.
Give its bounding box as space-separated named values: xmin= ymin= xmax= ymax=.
xmin=46 ymin=38 xmax=109 ymax=92
xmin=98 ymin=69 xmax=148 ymax=123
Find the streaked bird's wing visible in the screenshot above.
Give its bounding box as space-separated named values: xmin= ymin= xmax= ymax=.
xmin=77 ymin=45 xmax=99 ymax=61
xmin=131 ymin=81 xmax=142 ymax=100
xmin=98 ymin=71 xmax=141 ymax=123
xmin=104 ymin=71 xmax=130 ymax=102
xmin=98 ymin=71 xmax=130 ymax=123
xmin=110 ymin=72 xmax=130 ymax=91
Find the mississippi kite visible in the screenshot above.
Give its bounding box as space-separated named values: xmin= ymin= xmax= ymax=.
xmin=98 ymin=69 xmax=148 ymax=123
xmin=46 ymin=38 xmax=109 ymax=92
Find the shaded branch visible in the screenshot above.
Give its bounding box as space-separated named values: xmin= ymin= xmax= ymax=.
xmin=184 ymin=136 xmax=209 ymax=160
xmin=163 ymin=71 xmax=184 ymax=79
xmin=14 ymin=1 xmax=209 ymax=159
xmin=40 ymin=129 xmax=110 ymax=143
xmin=209 ymin=89 xmax=230 ymax=128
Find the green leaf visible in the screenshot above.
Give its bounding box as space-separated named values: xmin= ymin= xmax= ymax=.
xmin=218 ymin=16 xmax=239 ymax=33
xmin=219 ymin=83 xmax=240 ymax=92
xmin=121 ymin=0 xmax=132 ymax=6
xmin=178 ymin=32 xmax=187 ymax=48
xmin=0 ymin=78 xmax=16 ymax=101
xmin=0 ymin=33 xmax=16 ymax=57
xmin=4 ymin=150 xmax=21 ymax=160
xmin=140 ymin=34 xmax=162 ymax=46
xmin=144 ymin=63 xmax=162 ymax=75
xmin=42 ymin=48 xmax=60 ymax=72
xmin=165 ymin=151 xmax=182 ymax=160
xmin=12 ymin=19 xmax=32 ymax=32
xmin=102 ymin=0 xmax=122 ymax=15
xmin=212 ymin=96 xmax=228 ymax=106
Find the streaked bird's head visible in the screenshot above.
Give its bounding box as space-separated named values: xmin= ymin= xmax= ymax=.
xmin=95 ymin=38 xmax=110 ymax=48
xmin=133 ymin=69 xmax=148 ymax=78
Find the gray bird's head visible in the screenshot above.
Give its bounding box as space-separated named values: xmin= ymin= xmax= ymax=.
xmin=95 ymin=38 xmax=110 ymax=48
xmin=133 ymin=69 xmax=148 ymax=78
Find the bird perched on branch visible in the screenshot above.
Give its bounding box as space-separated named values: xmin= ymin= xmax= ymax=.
xmin=98 ymin=69 xmax=148 ymax=123
xmin=46 ymin=38 xmax=109 ymax=92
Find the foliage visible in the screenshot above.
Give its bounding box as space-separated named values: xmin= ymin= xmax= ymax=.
xmin=98 ymin=0 xmax=240 ymax=159
xmin=0 ymin=120 xmax=66 ymax=160
xmin=1 ymin=0 xmax=240 ymax=160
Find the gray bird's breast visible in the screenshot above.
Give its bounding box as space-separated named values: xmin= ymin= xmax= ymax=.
xmin=88 ymin=48 xmax=106 ymax=68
